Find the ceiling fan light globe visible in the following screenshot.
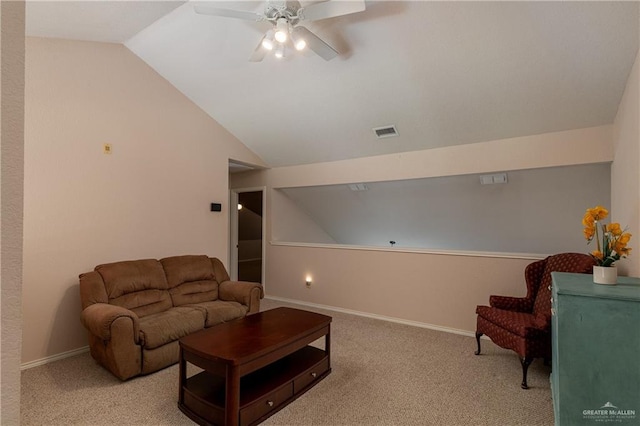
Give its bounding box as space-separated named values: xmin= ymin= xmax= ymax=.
xmin=294 ymin=39 xmax=306 ymax=51
xmin=274 ymin=30 xmax=287 ymax=43
xmin=275 ymin=45 xmax=285 ymax=59
xmin=274 ymin=18 xmax=289 ymax=43
xmin=262 ymin=38 xmax=274 ymax=50
xmin=262 ymin=29 xmax=275 ymax=50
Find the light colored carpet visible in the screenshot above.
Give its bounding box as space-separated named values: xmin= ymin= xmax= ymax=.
xmin=21 ymin=299 xmax=554 ymax=425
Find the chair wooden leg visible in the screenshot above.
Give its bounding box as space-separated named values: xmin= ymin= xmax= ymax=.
xmin=474 ymin=332 xmax=483 ymax=355
xmin=520 ymin=357 xmax=533 ymax=389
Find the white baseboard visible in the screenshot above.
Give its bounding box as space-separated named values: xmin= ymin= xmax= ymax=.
xmin=265 ymin=296 xmax=481 ymax=339
xmin=21 ymin=299 xmax=486 ymax=371
xmin=21 ymin=346 xmax=89 ymax=371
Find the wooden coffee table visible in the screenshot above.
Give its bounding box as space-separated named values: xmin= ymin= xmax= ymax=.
xmin=178 ymin=307 xmax=332 ymax=426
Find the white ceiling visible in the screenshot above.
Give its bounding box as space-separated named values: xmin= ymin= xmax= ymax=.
xmin=26 ymin=1 xmax=639 ymax=167
xmin=26 ymin=1 xmax=187 ymax=43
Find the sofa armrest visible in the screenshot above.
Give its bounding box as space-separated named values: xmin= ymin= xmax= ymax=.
xmin=489 ymin=295 xmax=533 ymax=313
xmin=219 ymin=281 xmax=264 ymax=314
xmin=80 ymin=303 xmax=140 ymax=343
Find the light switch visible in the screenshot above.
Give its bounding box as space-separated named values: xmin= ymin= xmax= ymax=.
xmin=103 ymin=144 xmax=112 ymax=154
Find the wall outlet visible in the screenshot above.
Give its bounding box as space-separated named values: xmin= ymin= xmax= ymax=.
xmin=103 ymin=143 xmax=112 ymax=154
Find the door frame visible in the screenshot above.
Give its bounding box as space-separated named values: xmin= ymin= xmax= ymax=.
xmin=229 ymin=186 xmax=267 ymax=290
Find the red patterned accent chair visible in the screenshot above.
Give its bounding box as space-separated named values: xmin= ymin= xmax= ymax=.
xmin=474 ymin=253 xmax=596 ymax=389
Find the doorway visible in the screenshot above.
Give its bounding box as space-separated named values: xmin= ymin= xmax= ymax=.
xmin=230 ymin=189 xmax=265 ymax=284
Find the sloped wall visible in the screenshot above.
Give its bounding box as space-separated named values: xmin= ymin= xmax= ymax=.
xmin=271 ymin=189 xmax=336 ymax=244
xmin=22 ymin=37 xmax=265 ymax=364
xmin=278 ymin=164 xmax=611 ymax=254
xmin=612 ymin=50 xmax=639 ymax=277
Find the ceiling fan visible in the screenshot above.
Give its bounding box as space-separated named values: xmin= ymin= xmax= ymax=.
xmin=194 ymin=0 xmax=366 ymax=61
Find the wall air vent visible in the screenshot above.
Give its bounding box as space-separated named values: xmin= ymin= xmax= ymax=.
xmin=348 ymin=183 xmax=369 ymax=191
xmin=479 ymin=173 xmax=508 ymax=185
xmin=372 ymin=125 xmax=399 ymax=139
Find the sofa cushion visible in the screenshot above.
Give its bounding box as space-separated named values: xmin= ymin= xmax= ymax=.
xmin=211 ymin=257 xmax=231 ymax=283
xmin=161 ymin=255 xmax=219 ymax=306
xmin=96 ymin=259 xmax=171 ymax=318
xmin=138 ymin=307 xmax=205 ymax=350
xmin=170 ymin=280 xmax=218 ymax=306
xmin=141 ymin=341 xmax=180 ymax=375
xmin=161 ymin=255 xmax=215 ymax=287
xmin=187 ymin=300 xmax=248 ymax=327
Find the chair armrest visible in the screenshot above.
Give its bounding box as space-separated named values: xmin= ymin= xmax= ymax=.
xmin=532 ymin=313 xmax=551 ymax=330
xmin=489 ymin=295 xmax=533 ymax=313
xmin=80 ymin=303 xmax=140 ymax=343
xmin=219 ymin=281 xmax=264 ymax=314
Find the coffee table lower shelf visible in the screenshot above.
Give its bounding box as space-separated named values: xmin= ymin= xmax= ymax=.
xmin=179 ymin=346 xmax=330 ymax=426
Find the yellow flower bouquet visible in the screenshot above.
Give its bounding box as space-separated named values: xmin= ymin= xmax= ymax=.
xmin=582 ymin=205 xmax=632 ymax=267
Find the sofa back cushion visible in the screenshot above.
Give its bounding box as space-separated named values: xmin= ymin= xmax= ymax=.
xmin=161 ymin=255 xmax=219 ymax=306
xmin=96 ymin=259 xmax=172 ymax=318
xmin=211 ymin=257 xmax=231 ymax=283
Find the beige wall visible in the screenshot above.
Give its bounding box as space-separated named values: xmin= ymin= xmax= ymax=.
xmin=232 ymin=125 xmax=613 ymax=333
xmin=1 ymin=1 xmax=25 ymax=422
xmin=268 ymin=245 xmax=534 ymax=333
xmin=259 ymin=125 xmax=612 ymax=189
xmin=612 ymin=50 xmax=639 ymax=277
xmin=22 ymin=37 xmax=265 ymax=364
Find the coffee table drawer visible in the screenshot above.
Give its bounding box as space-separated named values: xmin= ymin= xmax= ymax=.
xmin=294 ymin=357 xmax=329 ymax=393
xmin=241 ymin=383 xmax=293 ymax=426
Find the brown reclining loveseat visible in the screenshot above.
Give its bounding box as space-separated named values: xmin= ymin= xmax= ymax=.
xmin=79 ymin=254 xmax=263 ymax=380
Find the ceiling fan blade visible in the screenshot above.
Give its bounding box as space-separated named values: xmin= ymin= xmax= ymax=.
xmin=249 ymin=37 xmax=268 ymax=62
xmin=300 ymin=0 xmax=366 ymax=22
xmin=194 ymin=4 xmax=264 ymax=21
xmin=293 ymin=26 xmax=338 ymax=61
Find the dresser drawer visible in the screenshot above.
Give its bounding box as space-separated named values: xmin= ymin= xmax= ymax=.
xmin=294 ymin=357 xmax=329 ymax=393
xmin=241 ymin=383 xmax=293 ymax=426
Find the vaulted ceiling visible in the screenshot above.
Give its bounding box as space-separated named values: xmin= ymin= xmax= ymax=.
xmin=26 ymin=1 xmax=639 ymax=167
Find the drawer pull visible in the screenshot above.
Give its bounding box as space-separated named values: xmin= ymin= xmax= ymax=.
xmin=311 ymin=372 xmax=317 ymax=378
xmin=267 ymin=400 xmax=274 ymax=407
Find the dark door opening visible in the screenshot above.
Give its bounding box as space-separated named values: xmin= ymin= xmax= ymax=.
xmin=237 ymin=191 xmax=263 ymax=283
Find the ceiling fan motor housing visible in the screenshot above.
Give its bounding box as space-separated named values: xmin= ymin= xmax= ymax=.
xmin=264 ymin=0 xmax=302 ymax=25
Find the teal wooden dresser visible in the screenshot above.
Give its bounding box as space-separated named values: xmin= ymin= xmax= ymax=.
xmin=551 ymin=272 xmax=640 ymax=426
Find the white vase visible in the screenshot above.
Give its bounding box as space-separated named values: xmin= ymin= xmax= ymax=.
xmin=593 ymin=265 xmax=617 ymax=285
